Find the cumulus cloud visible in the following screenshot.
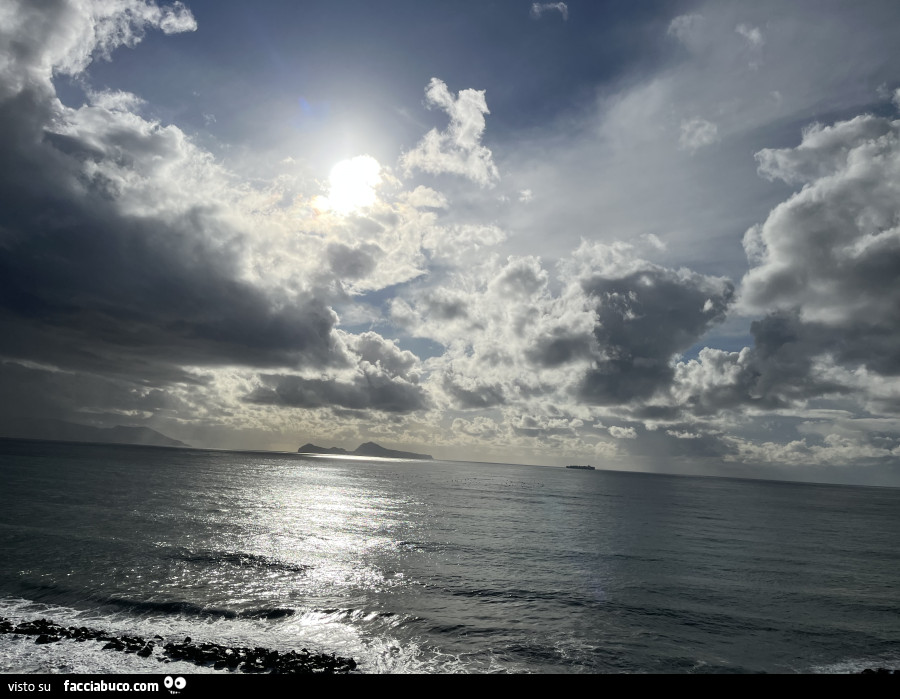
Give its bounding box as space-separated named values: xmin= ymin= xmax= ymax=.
xmin=574 ymin=244 xmax=734 ymax=404
xmin=1 ymin=0 xmax=195 ymax=91
xmin=0 ymin=0 xmax=441 ymax=439
xmin=608 ymin=425 xmax=637 ymax=439
xmin=530 ymin=3 xmax=568 ymax=21
xmin=244 ymin=331 xmax=429 ymax=414
xmin=393 ymin=243 xmax=733 ymax=423
xmin=4 ymin=1 xmax=900 ymax=473
xmin=401 ymin=78 xmax=500 ymax=187
xmin=664 ymin=112 xmax=900 ymax=466
xmin=679 ymin=114 xmax=900 ymax=430
xmin=742 ymin=115 xmax=900 ymax=367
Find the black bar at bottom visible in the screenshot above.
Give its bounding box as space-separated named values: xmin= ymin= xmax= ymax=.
xmin=2 ymin=672 xmax=365 ymax=695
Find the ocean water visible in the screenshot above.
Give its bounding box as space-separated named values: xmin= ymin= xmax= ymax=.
xmin=0 ymin=438 xmax=898 ymax=674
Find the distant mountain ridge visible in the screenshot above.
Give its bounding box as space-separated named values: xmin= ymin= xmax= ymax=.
xmin=298 ymin=441 xmax=433 ymax=460
xmin=0 ymin=418 xmax=189 ymax=448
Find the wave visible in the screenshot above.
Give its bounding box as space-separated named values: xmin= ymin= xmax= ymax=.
xmin=0 ymin=596 xmax=430 ymax=674
xmin=171 ymin=548 xmax=312 ymax=575
xmin=97 ymin=597 xmax=297 ymax=620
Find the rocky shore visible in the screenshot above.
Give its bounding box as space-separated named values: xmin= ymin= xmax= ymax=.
xmin=0 ymin=616 xmax=357 ymax=674
xmin=859 ymin=668 xmax=900 ymax=674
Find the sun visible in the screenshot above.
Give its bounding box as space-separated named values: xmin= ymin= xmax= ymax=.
xmin=316 ymin=155 xmax=382 ymax=215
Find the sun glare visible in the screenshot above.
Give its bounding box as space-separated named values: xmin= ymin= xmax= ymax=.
xmin=317 ymin=155 xmax=382 ymax=215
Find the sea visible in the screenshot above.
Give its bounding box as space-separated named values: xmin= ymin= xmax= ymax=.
xmin=1 ymin=438 xmax=898 ymax=674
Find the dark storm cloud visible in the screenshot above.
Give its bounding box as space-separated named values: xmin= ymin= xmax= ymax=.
xmin=576 ymin=267 xmax=733 ymax=404
xmin=0 ymin=360 xmax=196 ymax=423
xmin=0 ymin=185 xmax=343 ymax=374
xmin=0 ymin=4 xmax=346 ymax=388
xmin=246 ymin=370 xmax=429 ymax=414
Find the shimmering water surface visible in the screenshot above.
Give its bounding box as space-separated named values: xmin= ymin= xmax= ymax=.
xmin=1 ymin=439 xmax=898 ymax=673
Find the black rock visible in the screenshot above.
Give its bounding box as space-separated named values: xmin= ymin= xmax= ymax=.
xmin=0 ymin=615 xmax=360 ymax=674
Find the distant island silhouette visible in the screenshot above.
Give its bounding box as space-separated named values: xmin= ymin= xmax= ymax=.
xmin=298 ymin=441 xmax=433 ymax=460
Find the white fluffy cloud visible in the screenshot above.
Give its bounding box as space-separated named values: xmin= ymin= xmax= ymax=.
xmin=0 ymin=0 xmax=195 ymax=95
xmin=743 ymin=115 xmax=900 ymax=336
xmin=660 ymin=111 xmax=900 ymax=470
xmin=401 ymin=78 xmax=500 ymax=187
xmin=390 ymin=241 xmax=733 ymax=433
xmin=609 ymin=425 xmax=637 ymax=439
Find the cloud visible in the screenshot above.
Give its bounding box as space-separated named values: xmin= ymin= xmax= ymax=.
xmin=1 ymin=0 xmax=196 ymax=90
xmin=679 ymin=117 xmax=719 ymax=151
xmin=511 ymin=413 xmax=583 ymax=439
xmin=742 ymin=115 xmax=900 ymax=368
xmin=451 ymin=415 xmax=503 ymax=442
xmin=245 ymin=331 xmax=429 ymax=414
xmin=401 ymin=78 xmax=500 ymax=187
xmin=394 ymin=243 xmax=733 ymax=419
xmin=735 ymin=23 xmax=764 ymax=48
xmin=442 ymin=373 xmax=507 ymax=410
xmin=608 ymin=425 xmax=637 ymax=439
xmin=678 ymin=113 xmax=900 ymax=427
xmin=667 ymin=112 xmax=900 ymax=443
xmin=574 ymin=244 xmax=734 ymax=404
xmin=402 ymin=186 xmax=448 ymax=209
xmin=0 ymin=0 xmax=417 ymax=422
xmin=422 ymin=223 xmax=507 ymax=262
xmin=246 ymin=370 xmax=429 ymax=414
xmin=667 ymin=14 xmax=704 ymax=47
xmin=530 ymin=3 xmax=568 ymax=21
xmin=4 ymin=1 xmax=900 ymax=475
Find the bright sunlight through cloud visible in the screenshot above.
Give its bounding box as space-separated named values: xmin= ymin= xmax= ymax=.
xmin=317 ymin=155 xmax=382 ymax=215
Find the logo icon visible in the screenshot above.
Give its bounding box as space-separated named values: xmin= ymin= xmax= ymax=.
xmin=164 ymin=676 xmax=186 ymax=694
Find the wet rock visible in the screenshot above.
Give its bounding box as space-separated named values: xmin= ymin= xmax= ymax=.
xmin=861 ymin=667 xmax=899 ymax=674
xmin=0 ymin=615 xmax=359 ymax=674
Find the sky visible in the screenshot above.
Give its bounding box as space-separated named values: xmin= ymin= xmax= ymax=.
xmin=2 ymin=0 xmax=900 ymax=485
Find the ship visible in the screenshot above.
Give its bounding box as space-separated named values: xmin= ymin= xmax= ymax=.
xmin=565 ymin=464 xmax=595 ymax=470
